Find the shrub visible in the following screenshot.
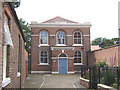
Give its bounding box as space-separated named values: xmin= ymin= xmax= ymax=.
xmin=96 ymin=61 xmax=108 ymax=67
xmin=103 ymin=69 xmax=115 ymax=86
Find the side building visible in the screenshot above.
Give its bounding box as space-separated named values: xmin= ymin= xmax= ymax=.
xmin=0 ymin=2 xmax=28 ymax=89
xmin=31 ymin=16 xmax=91 ymax=74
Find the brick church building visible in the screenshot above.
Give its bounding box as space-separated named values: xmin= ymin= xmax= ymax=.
xmin=31 ymin=16 xmax=91 ymax=74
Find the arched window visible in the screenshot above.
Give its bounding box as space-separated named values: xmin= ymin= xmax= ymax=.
xmin=74 ymin=51 xmax=82 ymax=64
xmin=40 ymin=51 xmax=48 ymax=64
xmin=74 ymin=31 xmax=82 ymax=44
xmin=40 ymin=31 xmax=48 ymax=44
xmin=57 ymin=31 xmax=65 ymax=44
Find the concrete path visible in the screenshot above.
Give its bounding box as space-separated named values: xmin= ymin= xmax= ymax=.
xmin=23 ymin=74 xmax=86 ymax=89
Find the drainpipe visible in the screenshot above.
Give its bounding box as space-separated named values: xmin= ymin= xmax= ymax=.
xmin=20 ymin=58 xmax=21 ymax=89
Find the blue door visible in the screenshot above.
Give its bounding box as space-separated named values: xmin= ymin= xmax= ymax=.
xmin=59 ymin=58 xmax=67 ymax=74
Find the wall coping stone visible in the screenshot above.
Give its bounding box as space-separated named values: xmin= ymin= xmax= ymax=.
xmin=97 ymin=84 xmax=117 ymax=90
xmin=80 ymin=77 xmax=89 ymax=82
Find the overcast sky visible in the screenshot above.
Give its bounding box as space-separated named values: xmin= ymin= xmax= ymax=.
xmin=15 ymin=0 xmax=119 ymax=41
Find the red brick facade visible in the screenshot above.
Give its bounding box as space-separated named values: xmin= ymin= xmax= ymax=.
xmin=31 ymin=17 xmax=91 ymax=74
xmin=0 ymin=3 xmax=28 ymax=89
xmin=88 ymin=44 xmax=120 ymax=67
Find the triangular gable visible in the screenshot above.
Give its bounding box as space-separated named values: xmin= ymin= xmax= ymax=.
xmin=42 ymin=16 xmax=78 ymax=23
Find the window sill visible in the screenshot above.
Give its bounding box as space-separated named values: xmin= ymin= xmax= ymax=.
xmin=17 ymin=72 xmax=21 ymax=77
xmin=2 ymin=78 xmax=11 ymax=87
xmin=55 ymin=44 xmax=66 ymax=46
xmin=38 ymin=44 xmax=49 ymax=47
xmin=72 ymin=44 xmax=83 ymax=46
xmin=38 ymin=63 xmax=49 ymax=65
xmin=74 ymin=63 xmax=84 ymax=65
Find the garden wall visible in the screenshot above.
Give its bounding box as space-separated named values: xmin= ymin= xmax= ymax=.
xmin=88 ymin=44 xmax=120 ymax=67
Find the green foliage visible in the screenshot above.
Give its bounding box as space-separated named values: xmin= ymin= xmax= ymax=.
xmin=12 ymin=2 xmax=20 ymax=8
xmin=92 ymin=37 xmax=120 ymax=48
xmin=19 ymin=18 xmax=31 ymax=52
xmin=103 ymin=69 xmax=115 ymax=86
xmin=96 ymin=61 xmax=108 ymax=67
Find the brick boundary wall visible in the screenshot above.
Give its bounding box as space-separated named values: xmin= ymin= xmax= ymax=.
xmin=88 ymin=44 xmax=120 ymax=67
xmin=80 ymin=77 xmax=90 ymax=88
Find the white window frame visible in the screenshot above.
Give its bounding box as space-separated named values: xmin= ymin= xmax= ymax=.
xmin=2 ymin=44 xmax=11 ymax=87
xmin=74 ymin=51 xmax=82 ymax=65
xmin=73 ymin=31 xmax=82 ymax=46
xmin=56 ymin=31 xmax=66 ymax=45
xmin=39 ymin=51 xmax=49 ymax=65
xmin=2 ymin=15 xmax=11 ymax=87
xmin=39 ymin=30 xmax=48 ymax=45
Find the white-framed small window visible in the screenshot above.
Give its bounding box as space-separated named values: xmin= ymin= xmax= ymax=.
xmin=56 ymin=31 xmax=66 ymax=45
xmin=40 ymin=51 xmax=48 ymax=65
xmin=74 ymin=51 xmax=82 ymax=65
xmin=73 ymin=31 xmax=82 ymax=45
xmin=40 ymin=31 xmax=48 ymax=45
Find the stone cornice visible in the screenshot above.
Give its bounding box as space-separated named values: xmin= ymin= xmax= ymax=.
xmin=30 ymin=23 xmax=91 ymax=28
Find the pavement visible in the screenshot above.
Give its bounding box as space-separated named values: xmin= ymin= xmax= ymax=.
xmin=23 ymin=74 xmax=87 ymax=89
xmin=23 ymin=74 xmax=44 ymax=88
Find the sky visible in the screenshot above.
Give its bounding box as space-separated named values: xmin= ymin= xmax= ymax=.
xmin=15 ymin=0 xmax=119 ymax=41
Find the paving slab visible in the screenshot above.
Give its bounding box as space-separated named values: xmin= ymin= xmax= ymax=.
xmin=41 ymin=74 xmax=86 ymax=88
xmin=23 ymin=74 xmax=44 ymax=88
xmin=23 ymin=74 xmax=87 ymax=89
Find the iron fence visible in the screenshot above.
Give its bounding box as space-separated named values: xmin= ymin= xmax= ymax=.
xmin=81 ymin=66 xmax=120 ymax=89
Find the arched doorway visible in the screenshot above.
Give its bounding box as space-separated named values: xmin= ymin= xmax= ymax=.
xmin=58 ymin=53 xmax=68 ymax=74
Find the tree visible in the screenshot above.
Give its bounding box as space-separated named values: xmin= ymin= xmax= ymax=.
xmin=92 ymin=37 xmax=120 ymax=48
xmin=19 ymin=18 xmax=30 ymax=52
xmin=12 ymin=2 xmax=20 ymax=8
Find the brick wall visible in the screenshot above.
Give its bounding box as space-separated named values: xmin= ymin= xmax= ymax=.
xmin=0 ymin=3 xmax=28 ymax=89
xmin=88 ymin=45 xmax=120 ymax=67
xmin=0 ymin=1 xmax=3 ymax=89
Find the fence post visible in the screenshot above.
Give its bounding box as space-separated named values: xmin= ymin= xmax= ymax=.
xmin=89 ymin=66 xmax=91 ymax=89
xmin=98 ymin=67 xmax=100 ymax=84
xmin=81 ymin=65 xmax=83 ymax=77
xmin=85 ymin=67 xmax=86 ymax=79
xmin=92 ymin=66 xmax=97 ymax=89
xmin=116 ymin=67 xmax=119 ymax=89
xmin=106 ymin=66 xmax=108 ymax=86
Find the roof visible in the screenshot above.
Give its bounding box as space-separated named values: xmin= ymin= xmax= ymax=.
xmin=42 ymin=16 xmax=78 ymax=23
xmin=31 ymin=16 xmax=91 ymax=28
xmin=91 ymin=45 xmax=100 ymax=51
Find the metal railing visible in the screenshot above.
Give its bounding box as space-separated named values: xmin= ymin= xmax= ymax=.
xmin=81 ymin=66 xmax=120 ymax=89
